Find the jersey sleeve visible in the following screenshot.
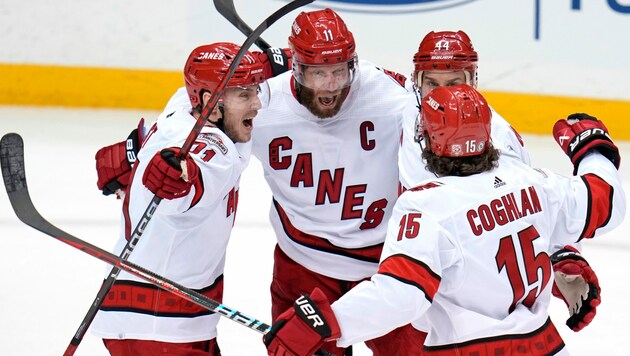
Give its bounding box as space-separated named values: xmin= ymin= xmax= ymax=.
xmin=135 ymin=112 xmax=234 ymax=216
xmin=489 ymin=108 xmax=530 ymax=165
xmin=331 ymin=193 xmax=457 ymax=347
xmin=544 ymin=151 xmax=625 ymax=246
xmin=184 ymin=132 xmax=235 ymax=209
xmin=398 ymin=93 xmax=426 ymax=190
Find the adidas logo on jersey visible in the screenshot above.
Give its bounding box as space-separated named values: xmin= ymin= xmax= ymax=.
xmin=494 ymin=176 xmax=506 ymax=188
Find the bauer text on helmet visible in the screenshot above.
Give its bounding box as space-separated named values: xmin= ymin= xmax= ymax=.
xmin=289 ymin=8 xmax=359 ymax=90
xmin=413 ymin=30 xmax=478 ymax=92
xmin=184 ymin=42 xmax=265 ymax=108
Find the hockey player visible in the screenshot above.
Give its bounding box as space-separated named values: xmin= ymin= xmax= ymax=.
xmin=400 ymin=30 xmax=603 ymax=333
xmin=263 ymin=84 xmax=625 ymax=356
xmin=93 ymin=13 xmax=601 ymax=354
xmin=90 ymin=42 xmax=265 ymax=356
xmin=250 ymin=8 xmax=425 ymax=355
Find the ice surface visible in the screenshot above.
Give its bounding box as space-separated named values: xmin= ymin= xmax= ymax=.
xmin=0 ymin=106 xmax=628 ymax=355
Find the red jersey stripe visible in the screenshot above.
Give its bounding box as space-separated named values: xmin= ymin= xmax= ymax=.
xmin=378 ymin=254 xmax=441 ymax=301
xmin=273 ymin=199 xmax=383 ymax=263
xmin=579 ymin=173 xmax=614 ymax=240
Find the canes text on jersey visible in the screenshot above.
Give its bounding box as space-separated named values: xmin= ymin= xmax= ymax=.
xmin=268 ymin=125 xmax=387 ymax=230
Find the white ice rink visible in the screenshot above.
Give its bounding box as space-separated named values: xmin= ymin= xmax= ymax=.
xmin=1 ymin=106 xmax=628 ymax=355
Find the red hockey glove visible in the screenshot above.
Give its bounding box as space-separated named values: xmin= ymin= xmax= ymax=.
xmin=95 ymin=118 xmax=145 ymax=196
xmin=258 ymin=47 xmax=291 ymax=79
xmin=142 ymin=148 xmax=199 ymax=200
xmin=552 ymin=113 xmax=620 ymax=175
xmin=264 ymin=288 xmax=341 ymax=356
xmin=550 ymin=246 xmax=601 ymax=332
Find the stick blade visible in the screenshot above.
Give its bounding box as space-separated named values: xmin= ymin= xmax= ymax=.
xmin=1 ymin=133 xmax=26 ymax=194
xmin=1 ymin=132 xmax=54 ymax=234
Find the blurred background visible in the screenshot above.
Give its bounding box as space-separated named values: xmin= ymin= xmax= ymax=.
xmin=1 ymin=1 xmax=629 ymax=355
xmin=1 ymin=0 xmax=629 ymax=136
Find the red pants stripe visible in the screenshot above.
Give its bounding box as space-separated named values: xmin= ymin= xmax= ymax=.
xmin=100 ymin=276 xmax=223 ymax=317
xmin=423 ymin=317 xmax=564 ymax=356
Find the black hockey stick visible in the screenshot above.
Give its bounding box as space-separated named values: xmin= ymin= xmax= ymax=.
xmin=0 ymin=132 xmax=271 ymax=335
xmin=183 ymin=0 xmax=312 ymax=155
xmin=214 ymin=0 xmax=271 ymax=50
xmin=60 ymin=1 xmax=313 ymax=354
xmin=1 ymin=133 xmax=333 ymax=356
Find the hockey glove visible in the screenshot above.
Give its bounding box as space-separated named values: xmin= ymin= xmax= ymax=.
xmin=550 ymin=246 xmax=601 ymax=332
xmin=142 ymin=148 xmax=199 ymax=200
xmin=95 ymin=118 xmax=145 ymax=196
xmin=260 ymin=47 xmax=291 ymax=79
xmin=552 ymin=113 xmax=620 ymax=175
xmin=264 ymin=288 xmax=341 ymax=356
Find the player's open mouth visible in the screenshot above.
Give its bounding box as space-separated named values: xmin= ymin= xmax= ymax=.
xmin=318 ymin=95 xmax=337 ymax=107
xmin=243 ymin=118 xmax=253 ymax=128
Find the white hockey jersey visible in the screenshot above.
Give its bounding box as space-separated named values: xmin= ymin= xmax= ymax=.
xmin=331 ymin=152 xmax=625 ymax=354
xmin=92 ymin=88 xmax=249 ymax=343
xmin=251 ymin=60 xmax=414 ymax=280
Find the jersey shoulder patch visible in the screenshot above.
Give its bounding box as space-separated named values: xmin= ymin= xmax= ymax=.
xmin=198 ymin=132 xmax=229 ymax=155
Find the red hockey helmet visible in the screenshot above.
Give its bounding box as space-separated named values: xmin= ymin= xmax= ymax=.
xmin=420 ymin=84 xmax=491 ymax=157
xmin=413 ymin=31 xmax=478 ymax=88
xmin=184 ymin=42 xmax=265 ymax=108
xmin=288 ymin=8 xmax=358 ymax=89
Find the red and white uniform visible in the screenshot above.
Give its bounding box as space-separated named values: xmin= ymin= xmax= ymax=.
xmin=252 ymin=60 xmax=413 ymax=281
xmin=92 ymin=88 xmax=249 ymax=343
xmin=331 ymin=152 xmax=625 ymax=354
xmin=399 ymin=103 xmax=530 ymax=190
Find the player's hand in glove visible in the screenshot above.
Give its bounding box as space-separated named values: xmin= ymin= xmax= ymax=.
xmin=142 ymin=148 xmax=199 ymax=200
xmin=258 ymin=47 xmax=291 ymax=79
xmin=550 ymin=246 xmax=601 ymax=331
xmin=264 ymin=288 xmax=340 ymax=356
xmin=553 ymin=113 xmax=620 ymax=175
xmin=95 ymin=118 xmax=145 ymax=197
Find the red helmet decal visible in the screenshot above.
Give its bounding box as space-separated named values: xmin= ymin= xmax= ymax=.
xmin=288 ymin=8 xmax=356 ymax=65
xmin=184 ymin=42 xmax=265 ymax=107
xmin=413 ymin=31 xmax=478 ymax=87
xmin=420 ymin=84 xmax=491 ymax=157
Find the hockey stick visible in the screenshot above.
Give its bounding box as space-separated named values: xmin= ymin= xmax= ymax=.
xmin=1 ymin=133 xmax=334 ymax=356
xmin=60 ymin=1 xmax=313 ymax=354
xmin=182 ymin=0 xmax=312 ymax=155
xmin=214 ymin=0 xmax=271 ymax=50
xmin=1 ymin=132 xmax=271 ymax=335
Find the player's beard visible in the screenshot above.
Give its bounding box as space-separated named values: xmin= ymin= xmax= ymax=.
xmin=299 ymin=86 xmax=350 ymax=119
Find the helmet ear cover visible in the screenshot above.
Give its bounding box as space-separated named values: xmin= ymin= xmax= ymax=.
xmin=420 ymin=84 xmax=491 ymax=157
xmin=413 ymin=30 xmax=478 ymax=88
xmin=184 ymin=42 xmax=265 ymax=108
